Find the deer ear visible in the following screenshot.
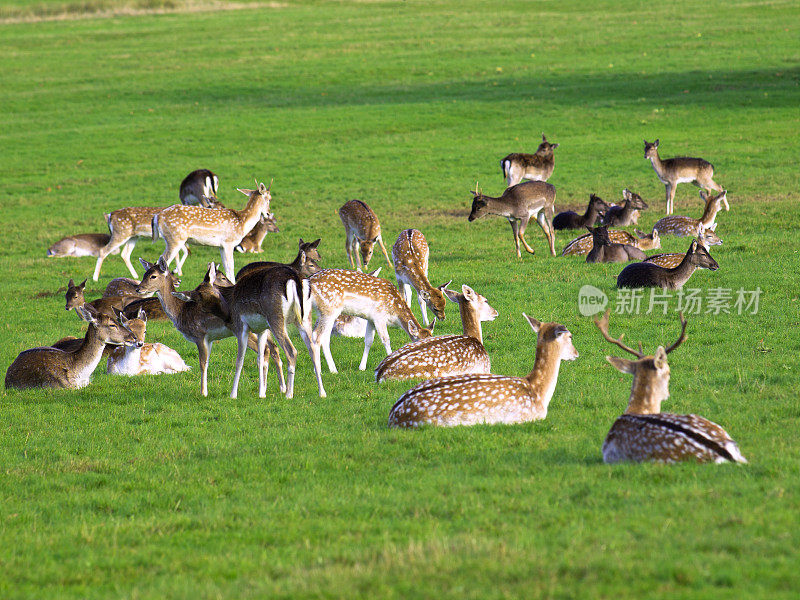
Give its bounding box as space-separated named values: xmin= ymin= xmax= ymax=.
xmin=551 ymin=143 xmax=559 ymax=149
xmin=444 ymin=288 xmax=461 ymax=303
xmin=139 ymin=257 xmax=153 ymax=271
xmin=115 ymin=307 xmax=129 ymax=324
xmin=523 ymin=313 xmax=541 ymax=333
xmin=77 ymin=305 xmax=98 ymax=326
xmin=79 ymin=279 xmax=87 ymax=290
xmin=258 ymin=182 xmax=267 ymax=194
xmin=157 ymin=256 xmax=168 ymax=272
xmin=310 ymin=238 xmax=321 ymax=248
xmin=369 ymin=267 xmax=382 ymax=277
xmin=439 ymin=279 xmax=453 ymax=292
xmin=418 ymin=289 xmax=431 ymax=303
xmin=607 ymin=355 xmax=636 ymax=374
xmin=461 ymin=284 xmax=477 ymax=303
xmin=699 ymin=190 xmax=709 ymax=201
xmin=654 ymin=346 xmax=668 ymax=369
xmin=237 ymin=188 xmax=252 ymax=196
xmin=137 ymin=307 xmax=147 ymax=322
xmin=541 ymin=133 xmax=547 ymax=142
xmin=654 ymin=139 xmax=660 ymax=147
xmin=406 ymin=320 xmax=419 ymax=338
xmin=68 ymin=278 xmax=75 ymax=288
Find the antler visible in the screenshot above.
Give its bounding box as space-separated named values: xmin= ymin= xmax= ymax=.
xmin=474 ymin=181 xmax=480 ymax=196
xmin=594 ymin=309 xmax=644 ymax=358
xmin=665 ymin=312 xmax=687 ymax=354
xmin=267 ymin=178 xmax=273 ymax=191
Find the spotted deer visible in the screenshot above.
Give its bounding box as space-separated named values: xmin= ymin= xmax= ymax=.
xmin=468 ymin=181 xmax=557 ymax=257
xmin=644 ymin=139 xmax=725 ymax=214
xmin=562 ymin=229 xmax=660 ymax=257
xmin=47 ymin=233 xmax=114 ymax=258
xmin=92 ymin=206 xmax=166 ymax=281
xmin=235 ymin=238 xmax=322 ymax=281
xmin=392 ymin=229 xmax=450 ymax=327
xmin=602 ymin=189 xmax=649 ymax=227
xmin=5 ymin=305 xmax=137 ymax=390
xmin=500 ymin=134 xmax=559 ymax=186
xmin=586 ymin=226 xmax=646 ymax=263
xmin=594 ymin=310 xmax=746 ymax=464
xmin=179 ymin=169 xmax=221 ymax=208
xmin=388 ymin=314 xmax=578 ymax=428
xmin=106 ymin=309 xmax=190 ymax=376
xmin=617 ymin=239 xmax=719 ymax=289
xmin=153 ymin=180 xmax=273 ymax=282
xmin=552 ymin=194 xmax=609 ymax=230
xmin=235 ymin=212 xmax=280 ymax=254
xmin=375 ymin=284 xmax=498 ymax=382
xmin=653 ymin=190 xmax=728 ymax=238
xmin=643 ymin=224 xmax=722 ymax=269
xmin=309 ymin=268 xmax=433 ymax=373
xmin=338 ymin=199 xmax=392 ymax=269
xmin=103 ymin=277 xmax=148 ymax=298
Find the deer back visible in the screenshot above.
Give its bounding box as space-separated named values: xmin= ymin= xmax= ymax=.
xmin=47 ymin=233 xmax=111 ymax=258
xmin=375 ymin=335 xmax=490 ymax=383
xmin=339 ymin=199 xmax=382 ymax=240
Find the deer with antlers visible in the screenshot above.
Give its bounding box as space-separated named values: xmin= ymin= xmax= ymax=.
xmin=594 ymin=310 xmax=746 ymax=464
xmin=500 ymin=134 xmax=559 ymax=186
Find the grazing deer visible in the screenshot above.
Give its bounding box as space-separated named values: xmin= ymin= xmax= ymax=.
xmin=500 ymin=134 xmax=559 ymax=186
xmin=375 ymin=284 xmax=498 ymax=382
xmin=392 ymin=229 xmax=450 ymax=327
xmin=106 ymin=309 xmax=190 ymax=376
xmin=47 ymin=233 xmax=114 ymax=258
xmin=653 ymin=190 xmax=728 ymax=238
xmin=644 ymin=139 xmax=725 ymax=214
xmin=5 ymin=305 xmax=137 ymax=390
xmin=468 ymin=181 xmax=557 ymax=257
xmin=594 ymin=310 xmax=746 ymax=464
xmin=388 ymin=314 xmax=578 ymax=428
xmin=309 ymin=268 xmax=433 ymax=373
xmin=338 ymin=199 xmax=392 ymax=269
xmin=602 ymin=189 xmax=648 ymax=227
xmin=236 ymin=238 xmax=322 ymax=281
xmin=153 ymin=180 xmax=273 ymax=281
xmin=552 ymin=194 xmax=609 ymax=230
xmin=92 ymin=206 xmax=167 ymax=281
xmin=586 ymin=226 xmax=647 ymax=263
xmin=562 ymin=229 xmax=660 ymax=257
xmin=617 ymin=239 xmax=719 ymax=289
xmin=234 ymin=212 xmax=279 ymax=253
xmin=179 ymin=169 xmax=221 ymax=208
xmin=643 ymin=224 xmax=722 ymax=269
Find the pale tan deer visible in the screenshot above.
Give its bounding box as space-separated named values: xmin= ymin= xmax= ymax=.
xmin=500 ymin=134 xmax=559 ymax=186
xmin=179 ymin=169 xmax=221 ymax=208
xmin=562 ymin=229 xmax=660 ymax=257
xmin=392 ymin=229 xmax=450 ymax=327
xmin=644 ymin=139 xmax=725 ymax=214
xmin=375 ymin=284 xmax=498 ymax=382
xmin=309 ymin=268 xmax=433 ymax=373
xmin=92 ymin=206 xmax=167 ymax=281
xmin=652 ymin=190 xmax=728 ymax=237
xmin=468 ymin=181 xmax=557 ymax=257
xmin=594 ymin=310 xmax=746 ymax=464
xmin=338 ymin=199 xmax=392 ymax=269
xmin=234 ymin=212 xmax=279 ymax=254
xmin=153 ymin=180 xmax=273 ymax=282
xmin=106 ymin=309 xmax=190 ymax=376
xmin=617 ymin=239 xmax=719 ymax=290
xmin=643 ymin=224 xmax=722 ymax=269
xmin=388 ymin=314 xmax=578 ymax=428
xmin=5 ymin=305 xmax=138 ymax=390
xmin=47 ymin=233 xmax=114 ymax=258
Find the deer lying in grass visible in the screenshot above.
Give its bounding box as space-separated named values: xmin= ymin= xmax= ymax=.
xmin=643 ymin=224 xmax=721 ymax=269
xmin=5 ymin=305 xmax=137 ymax=390
xmin=617 ymin=239 xmax=718 ymax=289
xmin=468 ymin=181 xmax=557 ymax=257
xmin=65 ymin=278 xmax=142 ymax=320
xmin=375 ymin=284 xmax=498 ymax=382
xmin=594 ymin=310 xmax=746 ymax=464
xmin=602 ymin=189 xmax=648 ymax=227
xmin=93 ymin=206 xmax=166 ymax=281
xmin=235 ymin=212 xmax=280 ymax=254
xmin=106 ymin=308 xmax=190 ymax=376
xmin=500 ymin=134 xmax=559 ymax=186
xmin=552 ymin=194 xmax=609 ymax=230
xmin=644 ymin=139 xmax=725 ymax=214
xmin=339 ymin=199 xmax=393 ymax=270
xmin=47 ymin=233 xmax=114 ymax=258
xmin=235 ymin=238 xmax=322 ymax=281
xmin=179 ymin=169 xmax=221 ymax=208
xmin=562 ymin=229 xmax=660 ymax=257
xmin=586 ymin=226 xmax=647 ymax=263
xmin=388 ymin=314 xmax=578 ymax=428
xmin=653 ymin=190 xmax=728 ymax=238
xmin=392 ymin=229 xmax=449 ymax=327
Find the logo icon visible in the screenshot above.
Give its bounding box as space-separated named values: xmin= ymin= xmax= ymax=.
xmin=578 ymin=285 xmax=608 ymax=316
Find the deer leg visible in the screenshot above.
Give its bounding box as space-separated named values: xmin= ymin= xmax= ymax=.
xmin=313 ymin=311 xmax=340 ymax=374
xmin=265 ymin=333 xmax=286 ymax=394
xmin=345 ymin=234 xmax=355 ymax=269
xmin=256 ymin=330 xmax=270 ymax=398
xmin=220 ymin=245 xmax=235 ymax=282
xmin=377 ymin=235 xmax=393 ymax=269
xmin=93 ymin=235 xmax=130 ymax=281
xmin=665 ymin=183 xmax=676 ymax=215
xmin=176 ymin=244 xmax=191 ymax=273
xmin=359 ymin=320 xmax=376 ymax=371
xmin=161 ymin=241 xmax=183 ymax=275
xmin=416 ymin=289 xmax=430 ymax=327
xmin=535 ymin=211 xmax=556 ymax=256
xmin=270 ymin=324 xmax=298 ymax=399
xmin=119 ymin=238 xmax=139 ymax=279
xmin=198 ymin=338 xmax=211 ymax=397
xmin=518 ymin=216 xmax=536 ymax=254
xmin=230 ymin=323 xmax=250 ymax=399
xmin=508 ymin=219 xmax=522 ymax=258
xmin=376 ymin=320 xmax=392 ymax=354
xmin=295 ymin=317 xmax=326 ymax=398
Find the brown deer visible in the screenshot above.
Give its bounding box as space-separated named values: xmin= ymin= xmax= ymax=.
xmin=594 ymin=310 xmax=746 ymax=464
xmin=468 ymin=181 xmax=557 ymax=257
xmin=375 ymin=284 xmax=498 ymax=382
xmin=617 ymin=239 xmax=719 ymax=289
xmin=653 ymin=190 xmax=728 ymax=238
xmin=392 ymin=229 xmax=450 ymax=327
xmin=106 ymin=309 xmax=189 ymax=376
xmin=388 ymin=314 xmax=578 ymax=428
xmin=644 ymin=139 xmax=725 ymax=214
xmin=562 ymin=229 xmax=661 ymax=257
xmin=179 ymin=169 xmax=221 ymax=208
xmin=235 ymin=238 xmax=322 ymax=281
xmin=47 ymin=233 xmax=114 ymax=258
xmin=152 ymin=180 xmax=273 ymax=282
xmin=234 ymin=212 xmax=280 ymax=254
xmin=500 ymin=134 xmax=559 ymax=186
xmin=338 ymin=199 xmax=392 ymax=269
xmin=92 ymin=206 xmax=167 ymax=281
xmin=5 ymin=305 xmax=138 ymax=390
xmin=602 ymin=189 xmax=649 ymax=227
xmin=552 ymin=194 xmax=609 ymax=230
xmin=643 ymin=224 xmax=722 ymax=269
xmin=65 ymin=278 xmax=140 ymax=319
xmin=586 ymin=226 xmax=647 ymax=263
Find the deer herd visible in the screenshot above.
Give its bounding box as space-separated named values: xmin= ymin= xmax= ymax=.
xmin=10 ymin=139 xmax=746 ymax=465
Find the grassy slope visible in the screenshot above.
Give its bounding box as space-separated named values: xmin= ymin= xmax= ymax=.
xmin=1 ymin=0 xmax=799 ymax=597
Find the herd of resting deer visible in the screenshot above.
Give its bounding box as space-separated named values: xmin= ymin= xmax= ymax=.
xmin=5 ymin=137 xmax=747 ymax=465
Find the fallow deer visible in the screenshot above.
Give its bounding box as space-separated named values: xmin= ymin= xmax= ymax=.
xmin=392 ymin=229 xmax=450 ymax=327
xmin=468 ymin=181 xmax=557 ymax=257
xmin=644 ymin=139 xmax=725 ymax=215
xmin=652 ymin=190 xmax=728 ymax=238
xmin=47 ymin=233 xmax=114 ymax=258
xmin=338 ymin=199 xmax=392 ymax=270
xmin=103 ymin=277 xmax=148 ymax=298
xmin=500 ymin=134 xmax=559 ymax=186
xmin=643 ymin=224 xmax=722 ymax=269
xmin=602 ymin=189 xmax=648 ymax=227
xmin=552 ymin=194 xmax=609 ymax=230
xmin=594 ymin=310 xmax=746 ymax=464
xmin=308 ymin=268 xmax=433 ymax=373
xmin=92 ymin=206 xmax=167 ymax=281
xmin=617 ymin=239 xmax=719 ymax=289
xmin=106 ymin=309 xmax=190 ymax=376
xmin=234 ymin=212 xmax=280 ymax=254
xmin=235 ymin=238 xmax=322 ymax=281
xmin=179 ymin=169 xmax=221 ymax=208
xmin=586 ymin=226 xmax=647 ymax=263
xmin=562 ymin=229 xmax=661 ymax=257
xmin=375 ymin=284 xmax=498 ymax=382
xmin=65 ymin=278 xmax=139 ymax=320
xmin=5 ymin=305 xmax=137 ymax=390
xmin=388 ymin=314 xmax=578 ymax=428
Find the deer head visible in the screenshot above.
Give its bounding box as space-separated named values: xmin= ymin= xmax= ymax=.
xmin=644 ymin=139 xmax=660 ymax=159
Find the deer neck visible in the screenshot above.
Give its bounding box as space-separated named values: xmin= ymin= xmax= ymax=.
xmin=154 ymin=276 xmax=184 ymax=323
xmin=234 ymin=194 xmax=268 ymax=236
xmin=618 ymin=202 xmax=635 ymax=220
xmin=484 ymin=196 xmax=513 ymax=217
xmin=458 ymin=299 xmax=482 ymax=342
xmin=699 ymin=201 xmax=721 ymax=228
xmin=584 ymin=203 xmax=603 ymax=223
xmin=648 ymin=151 xmax=666 ymax=178
xmin=525 ymin=341 xmax=563 ymax=413
xmin=71 ymin=324 xmax=108 ymax=374
xmin=665 ymin=251 xmax=698 ymax=287
xmin=623 ymin=372 xmax=665 ymax=415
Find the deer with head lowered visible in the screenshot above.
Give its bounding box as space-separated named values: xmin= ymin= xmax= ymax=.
xmin=643 ymin=224 xmax=721 ymax=269
xmin=388 ymin=313 xmax=578 ymax=428
xmin=179 ymin=169 xmax=221 ymax=208
xmin=375 ymin=284 xmax=498 ymax=383
xmin=594 ymin=310 xmax=746 ymax=464
xmin=392 ymin=229 xmax=450 ymax=327
xmin=338 ymin=199 xmax=393 ymax=270
xmin=562 ymin=228 xmax=660 ymax=257
xmin=152 ymin=180 xmax=273 ymax=282
xmin=92 ymin=206 xmax=167 ymax=281
xmin=653 ymin=190 xmax=728 ymax=238
xmin=500 ymin=134 xmax=559 ymax=186
xmin=468 ymin=181 xmax=557 ymax=257
xmin=617 ymin=239 xmax=719 ymax=289
xmin=602 ymin=189 xmax=649 ymax=227
xmin=552 ymin=194 xmax=609 ymax=231
xmin=48 ymin=233 xmax=114 ymax=258
xmin=644 ymin=139 xmax=725 ymax=215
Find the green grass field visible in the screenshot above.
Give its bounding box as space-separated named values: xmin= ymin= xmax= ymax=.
xmin=2 ymin=0 xmax=799 ymax=597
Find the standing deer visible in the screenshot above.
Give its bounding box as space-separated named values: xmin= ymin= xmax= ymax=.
xmin=468 ymin=181 xmax=557 ymax=257
xmin=375 ymin=284 xmax=498 ymax=382
xmin=552 ymin=194 xmax=609 ymax=230
xmin=602 ymin=189 xmax=649 ymax=227
xmin=500 ymin=134 xmax=559 ymax=186
xmin=594 ymin=310 xmax=746 ymax=464
xmin=586 ymin=226 xmax=647 ymax=263
xmin=388 ymin=314 xmax=578 ymax=428
xmin=617 ymin=239 xmax=719 ymax=289
xmin=643 ymin=224 xmax=721 ymax=268
xmin=236 ymin=238 xmax=322 ymax=281
xmin=47 ymin=233 xmax=114 ymax=258
xmin=644 ymin=139 xmax=725 ymax=214
xmin=653 ymin=190 xmax=728 ymax=237
xmin=106 ymin=308 xmax=190 ymax=376
xmin=92 ymin=206 xmax=166 ymax=281
xmin=180 ymin=169 xmax=221 ymax=208
xmin=392 ymin=229 xmax=450 ymax=327
xmin=562 ymin=229 xmax=660 ymax=257
xmin=234 ymin=212 xmax=280 ymax=253
xmin=5 ymin=305 xmax=137 ymax=390
xmin=338 ymin=199 xmax=392 ymax=269
xmin=152 ymin=180 xmax=273 ymax=282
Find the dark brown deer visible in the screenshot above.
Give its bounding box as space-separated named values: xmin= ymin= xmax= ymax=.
xmin=617 ymin=239 xmax=718 ymax=289
xmin=586 ymin=226 xmax=647 ymax=263
xmin=552 ymin=194 xmax=609 ymax=230
xmin=235 ymin=238 xmax=322 ymax=281
xmin=602 ymin=189 xmax=649 ymax=227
